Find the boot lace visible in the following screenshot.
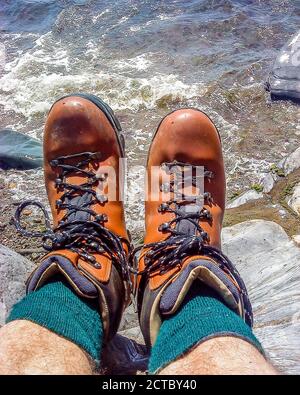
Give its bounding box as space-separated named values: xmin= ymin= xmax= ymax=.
xmin=132 ymin=160 xmax=215 ymax=275
xmin=13 ymin=152 xmax=132 ymax=283
xmin=131 ymin=160 xmax=253 ymax=326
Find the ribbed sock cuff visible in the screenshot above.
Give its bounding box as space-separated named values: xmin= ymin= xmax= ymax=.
xmin=149 ymin=282 xmax=262 ymax=373
xmin=6 ymin=277 xmax=103 ymax=364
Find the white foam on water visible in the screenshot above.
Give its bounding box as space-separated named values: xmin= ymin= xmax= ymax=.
xmin=289 ymin=31 xmax=300 ymax=47
xmin=157 ymin=14 xmax=173 ymax=21
xmin=129 ymin=26 xmax=141 ymax=32
xmin=0 ymin=38 xmax=204 ymax=120
xmin=125 ymin=165 xmax=146 ymax=240
xmin=92 ymin=8 xmax=110 ymax=24
xmin=0 ymin=43 xmax=6 ymax=72
xmin=114 ymin=54 xmax=152 ymax=71
xmin=109 ymin=15 xmax=130 ymax=31
xmin=129 ymin=20 xmax=156 ymax=32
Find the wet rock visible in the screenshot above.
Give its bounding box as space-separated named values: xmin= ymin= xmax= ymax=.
xmin=292 ymin=234 xmax=300 ymax=247
xmin=260 ymin=148 xmax=300 ymax=193
xmin=262 ymin=172 xmax=277 ymax=193
xmin=266 ymin=30 xmax=300 ymax=102
xmin=278 ymin=208 xmax=287 ymax=218
xmin=0 ymin=129 xmax=42 ymax=170
xmin=0 ymin=244 xmax=35 ymax=326
xmin=222 ymin=220 xmax=300 ymax=374
xmin=287 ymin=182 xmax=300 ymax=216
xmin=227 ymin=190 xmax=263 ymax=209
xmin=119 ymin=304 xmax=139 ymax=332
xmin=119 ymin=304 xmax=144 ymax=343
xmin=278 ymin=147 xmax=300 ymax=176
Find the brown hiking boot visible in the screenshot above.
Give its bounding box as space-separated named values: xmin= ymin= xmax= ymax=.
xmin=135 ymin=109 xmax=253 ymax=347
xmin=14 ymin=94 xmax=132 ymax=341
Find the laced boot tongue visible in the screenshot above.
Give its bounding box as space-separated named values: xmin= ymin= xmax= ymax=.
xmin=176 ymin=204 xmax=203 ymax=236
xmin=136 ymin=161 xmax=213 ymax=277
xmin=63 ymin=192 xmax=93 ymax=224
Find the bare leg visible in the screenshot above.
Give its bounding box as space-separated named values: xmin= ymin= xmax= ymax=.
xmin=160 ymin=336 xmax=278 ymax=375
xmin=0 ymin=320 xmax=93 ymax=375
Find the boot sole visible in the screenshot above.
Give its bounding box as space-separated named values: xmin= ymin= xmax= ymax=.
xmin=50 ymin=93 xmax=125 ymax=156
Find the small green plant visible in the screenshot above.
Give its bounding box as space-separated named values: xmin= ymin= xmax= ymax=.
xmin=251 ymin=183 xmax=263 ymax=193
xmin=282 ymin=182 xmax=297 ymax=198
xmin=229 ymin=191 xmax=242 ymax=200
xmin=224 ymin=90 xmax=238 ymax=104
xmin=269 ymin=164 xmax=285 ymax=177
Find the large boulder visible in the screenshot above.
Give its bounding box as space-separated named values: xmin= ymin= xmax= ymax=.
xmin=261 ymin=146 xmax=300 ymax=193
xmin=287 ymin=182 xmax=300 ymax=216
xmin=222 ymin=220 xmax=300 ymax=374
xmin=279 ymin=147 xmax=300 ymax=176
xmin=226 ymin=190 xmax=263 ymax=209
xmin=0 ymin=245 xmax=35 ymax=326
xmin=266 ymin=30 xmax=300 ymax=101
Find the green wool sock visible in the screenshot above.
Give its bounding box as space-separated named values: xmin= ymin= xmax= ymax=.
xmin=149 ymin=281 xmax=262 ymax=373
xmin=7 ymin=277 xmax=103 ymax=365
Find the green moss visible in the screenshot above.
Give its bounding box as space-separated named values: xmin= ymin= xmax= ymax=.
xmin=156 ymin=94 xmax=173 ymax=109
xmin=229 ymin=190 xmax=242 ymax=201
xmin=282 ymin=181 xmax=297 ymax=199
xmin=224 ymin=90 xmax=238 ymax=104
xmin=140 ymin=85 xmax=152 ymax=101
xmin=270 ymin=164 xmax=285 ymax=177
xmin=130 ymin=80 xmax=140 ymax=89
xmin=250 ymin=183 xmax=263 ymax=193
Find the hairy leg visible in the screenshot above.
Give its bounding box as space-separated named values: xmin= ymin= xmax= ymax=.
xmin=0 ymin=320 xmax=94 ymax=375
xmin=160 ymin=336 xmax=278 ymax=375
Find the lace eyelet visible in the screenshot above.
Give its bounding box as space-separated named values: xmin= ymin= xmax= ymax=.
xmin=102 ymin=214 xmax=108 ymax=222
xmin=90 ymin=152 xmax=102 ymax=160
xmin=204 ymin=192 xmax=212 ymax=202
xmin=89 ymin=241 xmax=98 ymax=249
xmin=96 ymin=173 xmax=107 ymax=182
xmin=50 ymin=159 xmax=58 ymax=167
xmin=158 ymin=203 xmax=169 ymax=213
xmin=205 ymin=170 xmax=214 ymax=179
xmin=158 ymin=222 xmax=169 ymax=232
xmin=96 ymin=193 xmax=108 ymax=204
xmin=95 ymin=213 xmax=108 ymax=222
xmin=55 ymin=178 xmax=62 ymax=187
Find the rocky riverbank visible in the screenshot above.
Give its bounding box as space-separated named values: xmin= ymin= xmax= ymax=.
xmin=225 ymin=146 xmax=300 ymax=241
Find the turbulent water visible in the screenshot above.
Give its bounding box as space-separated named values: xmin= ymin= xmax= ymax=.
xmin=0 ymin=0 xmax=300 ymax=236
